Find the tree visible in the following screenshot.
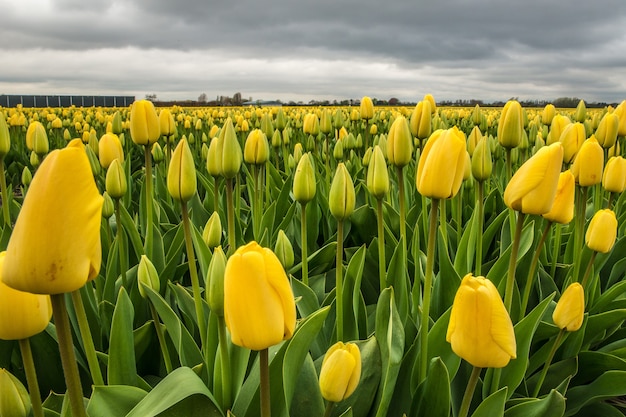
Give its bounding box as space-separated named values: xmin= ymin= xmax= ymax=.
xmin=145 ymin=93 xmax=158 ymax=102
xmin=198 ymin=93 xmax=208 ymax=103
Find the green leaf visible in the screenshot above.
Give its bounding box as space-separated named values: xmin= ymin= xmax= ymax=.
xmin=583 ymin=309 xmax=626 ymax=348
xmin=108 ymin=287 xmax=138 ymax=386
xmin=454 ymin=207 xmax=478 ymax=276
xmin=424 ymin=308 xmax=461 ymax=386
xmin=342 ymin=245 xmax=367 ymax=341
xmin=87 ymin=385 xmax=147 ymax=417
xmin=471 ymin=387 xmax=507 ymax=417
xmin=564 ymin=370 xmax=626 ymax=416
xmin=413 ymin=357 xmax=451 ymax=417
xmin=504 ymin=390 xmax=566 ymax=417
xmin=288 ymin=354 xmax=325 ymax=417
xmin=433 ymin=227 xmax=461 ymax=320
xmin=386 ymin=238 xmax=410 ymax=324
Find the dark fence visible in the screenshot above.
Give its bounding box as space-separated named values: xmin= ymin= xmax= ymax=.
xmin=0 ymin=95 xmax=135 ymax=108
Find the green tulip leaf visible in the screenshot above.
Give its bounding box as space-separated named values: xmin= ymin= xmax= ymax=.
xmin=564 ymin=370 xmax=626 ymax=416
xmin=454 ymin=207 xmax=478 ymax=276
xmin=583 ymin=309 xmax=626 ymax=348
xmin=413 ymin=357 xmax=451 ymax=417
xmin=87 ymin=385 xmax=147 ymax=417
xmin=287 ymin=354 xmax=325 ymax=417
xmin=574 ymin=402 xmax=626 ymax=417
xmin=590 ymin=279 xmax=626 ymax=314
xmin=503 ymin=389 xmax=565 ymax=417
xmin=108 ymin=287 xmax=138 ymax=387
xmin=433 ymin=228 xmax=461 ymax=320
xmin=423 ymin=307 xmax=461 ymax=385
xmin=386 ymin=237 xmax=410 ymax=324
xmin=470 ymin=387 xmax=507 ymax=417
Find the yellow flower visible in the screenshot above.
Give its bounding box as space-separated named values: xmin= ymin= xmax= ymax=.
xmin=243 ymin=129 xmax=270 ymax=165
xmin=26 ymin=121 xmax=49 ymax=156
xmin=416 ymin=127 xmax=466 ymax=199
xmin=98 ymin=132 xmax=124 ymax=169
xmin=293 ymin=153 xmax=316 ymax=204
xmin=167 ymin=138 xmax=197 ymax=202
xmin=503 ymin=142 xmax=563 ymax=215
xmin=207 ymin=246 xmax=227 ymax=317
xmin=329 ymin=163 xmax=355 ymax=221
xmin=224 ymin=241 xmax=296 ymax=350
xmin=559 ymin=122 xmax=586 ymax=164
xmin=366 ymin=145 xmax=389 ymax=199
xmin=319 ymin=341 xmax=361 ymax=403
xmin=446 ymin=274 xmax=516 ymax=368
xmin=360 ymin=96 xmax=374 ymax=120
xmin=2 ymin=139 xmax=103 ymax=294
xmin=594 ymin=112 xmax=619 ymax=149
xmin=542 ymin=171 xmax=575 ymax=224
xmin=386 ymin=116 xmax=413 ymax=167
xmin=219 ymin=118 xmax=242 ymax=179
xmin=498 ymin=100 xmax=524 ymax=149
xmin=603 ymin=156 xmax=626 ymax=193
xmin=542 ymin=104 xmax=556 ymax=125
xmin=202 ymin=211 xmax=222 ymax=249
xmin=0 ymin=368 xmax=31 ymax=417
xmin=547 ymin=114 xmax=571 ymax=145
xmin=471 ymin=136 xmax=492 ymax=182
xmin=410 ymin=100 xmax=432 ymax=140
xmin=130 ymin=100 xmax=160 ymax=146
xmin=613 ymin=100 xmax=626 ymax=137
xmin=423 ymin=93 xmax=437 ymax=114
xmin=0 ymin=113 xmax=10 ymax=159
xmin=585 ymin=209 xmax=618 ymax=253
xmin=570 ymin=137 xmax=603 ymax=187
xmin=137 ymin=255 xmax=160 ymax=299
xmin=159 ymin=109 xmax=177 ymax=137
xmin=552 ymin=283 xmax=584 ymax=332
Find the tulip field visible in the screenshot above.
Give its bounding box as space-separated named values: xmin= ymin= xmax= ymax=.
xmin=1 ymin=97 xmax=626 ymax=417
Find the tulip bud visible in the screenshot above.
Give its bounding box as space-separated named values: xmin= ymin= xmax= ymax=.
xmin=111 ymin=111 xmax=123 ymax=135
xmin=320 ymin=109 xmax=332 ymax=135
xmin=542 ymin=104 xmax=556 ymax=125
xmin=614 ymin=100 xmax=626 ymax=137
xmin=319 ymin=341 xmax=362 ymax=403
xmin=594 ymin=112 xmax=619 ymax=149
xmin=0 ymin=368 xmax=31 ymax=417
xmin=541 ymin=170 xmax=575 ymax=224
xmin=603 ymin=156 xmax=626 ymax=194
xmin=167 ymin=138 xmax=197 ymax=202
xmin=585 ymin=209 xmax=617 ymax=253
xmin=244 ymin=129 xmax=270 ymax=165
xmin=559 ymin=122 xmax=586 ymax=164
xmin=333 ymin=138 xmax=344 ymax=161
xmin=570 ymin=137 xmax=603 ymax=187
xmin=293 ymin=153 xmax=316 ymax=204
xmin=159 ymin=109 xmax=177 ymax=138
xmin=446 ymin=273 xmax=516 ymax=368
xmin=387 ymin=116 xmax=413 ymax=167
xmin=547 ymin=114 xmax=571 ymax=145
xmin=260 ymin=113 xmax=275 ymax=140
xmin=367 ymin=146 xmax=389 ymax=199
xmin=101 ymin=192 xmax=115 ymax=219
xmin=220 ymin=118 xmax=242 ymax=179
xmin=0 ymin=113 xmax=10 ymax=159
xmin=360 ymin=96 xmax=374 ymax=120
xmin=150 ymin=142 xmax=163 ymax=164
xmin=329 ymin=163 xmax=355 ymax=222
xmin=98 ymin=132 xmax=124 ymax=169
xmin=274 ymin=230 xmax=294 ymax=270
xmin=504 ymin=142 xmax=563 ymax=215
xmin=552 ymin=283 xmax=584 ymax=332
xmin=130 ymin=100 xmax=160 ymax=146
xmin=207 ymin=246 xmax=227 ymax=316
xmin=467 ymin=125 xmax=482 ymax=156
xmin=471 ymin=136 xmax=492 ymax=182
xmin=85 ymin=145 xmax=101 ymax=177
xmin=498 ymin=100 xmax=524 ymax=149
xmin=293 ymin=143 xmax=303 ymax=165
xmin=574 ymin=99 xmax=587 ymax=123
xmin=202 ymin=211 xmax=222 ymax=249
xmin=106 ymin=159 xmax=127 ymax=199
xmin=28 ymin=121 xmax=50 ymax=157
xmin=137 ymin=255 xmax=160 ymax=298
xmin=275 ymin=108 xmax=286 ymax=131
xmin=417 ymin=127 xmax=466 ymax=199
xmin=21 ymin=167 xmax=32 ymax=188
xmin=410 ymin=100 xmax=432 ymax=140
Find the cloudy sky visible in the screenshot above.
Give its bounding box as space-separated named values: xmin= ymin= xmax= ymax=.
xmin=1 ymin=0 xmax=626 ymax=104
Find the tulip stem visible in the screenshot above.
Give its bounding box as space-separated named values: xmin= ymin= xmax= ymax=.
xmin=504 ymin=212 xmax=526 ymax=313
xmin=532 ymin=329 xmax=566 ymax=398
xmin=336 ymin=219 xmax=345 ymax=342
xmin=18 ymin=338 xmax=44 ymax=417
xmin=572 ymin=186 xmax=588 ymax=285
xmin=580 ymin=251 xmax=597 ymax=291
xmin=301 ymin=202 xmax=309 ymax=287
xmin=181 ymin=201 xmax=208 ymax=353
xmin=71 ymin=289 xmax=105 ymax=386
xmin=419 ymin=198 xmax=439 ymax=383
xmin=323 ymin=401 xmax=335 ymax=417
xmin=149 ymin=302 xmax=173 ymax=374
xmin=226 ymin=178 xmax=236 ymax=256
xmin=475 ymin=181 xmax=485 ymax=275
xmin=521 ymin=221 xmax=552 ymax=317
xmin=144 ymin=144 xmax=154 ymax=258
xmin=252 ymin=165 xmax=261 ymax=240
xmin=458 ymin=366 xmax=482 ymax=417
xmin=114 ymin=199 xmax=129 ymax=290
xmin=213 ymin=176 xmax=220 ymax=214
xmin=396 ymin=166 xmax=407 ymax=248
xmin=0 ymin=158 xmax=11 ymax=226
xmin=50 ymin=294 xmax=87 ymax=417
xmin=260 ymin=348 xmax=271 ymax=417
xmin=550 ymin=224 xmax=562 ymax=280
xmin=217 ymin=316 xmax=232 ymax=410
xmin=376 ymin=198 xmax=386 ymax=291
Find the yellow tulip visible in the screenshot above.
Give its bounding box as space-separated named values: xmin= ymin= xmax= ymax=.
xmin=471 ymin=136 xmax=492 ymax=182
xmin=542 ymin=104 xmax=556 ymax=125
xmin=0 ymin=368 xmax=31 ymax=417
xmin=137 ymin=255 xmax=160 ymax=298
xmin=574 ymin=99 xmax=587 ymax=123
xmin=130 ymin=100 xmax=160 ymax=146
xmin=167 ymin=138 xmax=196 ymax=202
xmin=594 ymin=112 xmax=619 ymax=149
xmin=559 ymin=122 xmax=586 ymax=164
xmin=498 ymin=100 xmax=524 ymax=149
xmin=224 ymin=241 xmax=296 ymax=350
xmin=547 ymin=114 xmax=571 ymax=145
xmin=614 ymin=100 xmax=626 ymax=136
xmin=207 ymin=246 xmax=227 ymax=316
xmin=416 ymin=127 xmax=466 ymax=199
xmin=570 ymin=137 xmax=603 ymax=187
xmin=329 ymin=163 xmax=355 ymax=221
xmin=159 ymin=109 xmax=177 ymax=137
xmin=293 ymin=153 xmax=316 ymax=204
xmin=367 ymin=145 xmax=389 ymax=199
xmin=542 ymin=170 xmax=575 ymax=224
xmin=446 ymin=274 xmax=516 ymax=368
xmin=585 ymin=209 xmax=617 ymax=253
xmin=0 ymin=113 xmax=9 ymax=159
xmin=98 ymin=132 xmax=124 ymax=169
xmin=552 ymin=283 xmax=584 ymax=332
xmin=243 ymin=129 xmax=270 ymax=165
xmin=319 ymin=341 xmax=361 ymax=402
xmin=26 ymin=121 xmax=49 ymax=156
xmin=503 ymin=142 xmax=563 ymax=215
xmin=603 ymin=156 xmax=626 ymax=193
xmin=410 ymin=100 xmax=432 ymax=140
xmin=387 ymin=116 xmax=413 ymax=167
xmin=219 ymin=118 xmax=242 ymax=179
xmin=202 ymin=211 xmax=222 ymax=249
xmin=2 ymin=139 xmax=103 ymax=294
xmin=423 ymin=93 xmax=437 ymax=114
xmin=360 ymin=96 xmax=374 ymax=120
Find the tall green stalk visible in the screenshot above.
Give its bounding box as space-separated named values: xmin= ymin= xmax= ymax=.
xmin=0 ymin=158 xmax=10 ymax=226
xmin=336 ymin=220 xmax=345 ymax=342
xmin=396 ymin=166 xmax=407 ymax=249
xmin=475 ymin=181 xmax=485 ymax=275
xmin=260 ymin=348 xmax=271 ymax=417
xmin=300 ymin=202 xmax=309 ymax=286
xmin=504 ymin=212 xmax=526 ymax=313
xmin=458 ymin=366 xmax=482 ymax=417
xmin=376 ymin=198 xmax=386 ymax=291
xmin=114 ymin=199 xmax=128 ymax=289
xmin=217 ymin=317 xmax=232 ymax=410
xmin=550 ymin=224 xmax=562 ymax=279
xmin=572 ymin=187 xmax=588 ymax=284
xmin=144 ymin=145 xmax=154 ymax=258
xmin=532 ymin=330 xmax=566 ymax=398
xmin=18 ymin=339 xmax=44 ymax=417
xmin=71 ymin=289 xmax=105 ymax=386
xmin=148 ymin=302 xmax=173 ymax=374
xmin=520 ymin=221 xmax=552 ymax=316
xmin=226 ymin=178 xmax=236 ymax=256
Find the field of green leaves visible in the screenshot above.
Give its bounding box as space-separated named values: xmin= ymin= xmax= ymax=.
xmin=1 ymin=96 xmax=626 ymax=417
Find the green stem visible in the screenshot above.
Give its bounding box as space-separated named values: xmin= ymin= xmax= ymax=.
xmin=149 ymin=302 xmax=173 ymax=374
xmin=550 ymin=224 xmax=562 ymax=280
xmin=580 ymin=251 xmax=597 ymax=290
xmin=50 ymin=294 xmax=86 ymax=417
xmin=217 ymin=316 xmax=232 ymax=410
xmin=336 ymin=220 xmax=345 ymax=342
xmin=181 ymin=202 xmax=207 ymax=352
xmin=476 ymin=181 xmax=485 ymax=275
xmin=70 ymin=290 xmax=105 ymax=386
xmin=260 ymin=348 xmax=271 ymax=417
xmin=18 ymin=339 xmax=44 ymax=417
xmin=572 ymin=186 xmax=588 ymax=283
xmin=114 ymin=199 xmax=128 ymax=289
xmin=456 ymin=184 xmax=463 ymax=245
xmin=504 ymin=212 xmax=526 ymax=313
xmin=213 ymin=175 xmax=220 ymax=214
xmin=419 ymin=198 xmax=439 ymax=383
xmin=252 ymin=165 xmax=261 ymax=240
xmin=226 ymin=178 xmax=236 ymax=256
xmin=458 ymin=366 xmax=482 ymax=417
xmin=301 ymin=202 xmax=309 ymax=286
xmin=396 ymin=166 xmax=407 ymax=247
xmin=521 ymin=221 xmax=552 ymax=317
xmin=376 ymin=198 xmax=386 ymax=291
xmin=0 ymin=158 xmax=11 ymax=226
xmin=439 ymin=198 xmax=448 ymax=249
xmin=323 ymin=401 xmax=335 ymax=417
xmin=144 ymin=144 xmax=154 ymax=258
xmin=532 ymin=330 xmax=566 ymax=398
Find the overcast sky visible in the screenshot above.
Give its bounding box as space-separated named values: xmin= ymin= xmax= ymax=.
xmin=1 ymin=0 xmax=626 ymax=104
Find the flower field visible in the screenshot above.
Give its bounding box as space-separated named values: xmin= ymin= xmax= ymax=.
xmin=1 ymin=96 xmax=626 ymax=417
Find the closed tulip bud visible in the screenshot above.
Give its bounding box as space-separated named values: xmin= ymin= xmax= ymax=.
xmin=367 ymin=146 xmax=389 ymax=199
xmin=410 ymin=101 xmax=432 ymax=140
xmin=542 ymin=104 xmax=556 ymax=125
xmin=471 ymin=104 xmax=482 ymax=126
xmin=274 ymin=230 xmax=294 ymax=270
xmin=293 ymin=153 xmax=316 ymax=204
xmin=105 ymin=158 xmax=127 ymax=199
xmin=202 ymin=211 xmax=222 ymax=249
xmin=320 ymin=109 xmax=332 ymax=135
xmin=471 ymin=136 xmax=492 ymax=181
xmin=319 ymin=341 xmax=361 ymax=402
xmin=111 ymin=111 xmax=123 ymax=134
xmin=167 ymin=138 xmax=196 ymax=202
xmin=329 ymin=163 xmax=355 ymax=221
xmin=603 ymin=156 xmax=626 ymax=193
xmin=98 ymin=132 xmax=124 ymax=169
xmin=29 ymin=151 xmax=39 ymax=168
xmin=28 ymin=121 xmax=49 ymax=157
xmin=63 ymin=128 xmax=71 ymax=141
xmin=293 ymin=143 xmax=303 ymax=164
xmin=504 ymin=142 xmax=563 ymax=215
xmin=224 ymin=241 xmax=296 ymax=350
xmin=498 ymin=100 xmax=524 ymax=149
xmin=333 ymin=138 xmax=344 ymax=161
xmin=362 ymin=147 xmax=372 ymax=167
xmin=542 ymin=170 xmax=575 ymax=224
xmin=387 ymin=116 xmax=413 ymax=167
xmin=559 ymin=122 xmax=586 ymax=164
xmin=159 ymin=109 xmax=176 ymax=137
xmin=244 ymin=129 xmax=270 ymax=165
xmin=575 ymin=99 xmax=587 ymax=123
xmin=594 ymin=113 xmax=619 ymax=149
xmin=2 ymin=139 xmax=103 ymax=294
xmin=553 ymin=283 xmax=584 ymax=332
xmin=570 ymin=137 xmax=603 ymax=187
xmin=101 ymin=192 xmax=114 ymax=219
xmin=206 ymin=136 xmax=222 ymax=177
xmin=467 ymin=125 xmax=482 ymax=156
xmin=333 ymin=109 xmax=345 ymax=130
xmin=446 ymin=274 xmax=516 ymax=368
xmin=547 ymin=114 xmax=571 ymax=145
xmin=51 ymin=117 xmax=62 ymax=130
xmin=220 ymin=118 xmax=242 ymax=179
xmin=206 ymin=246 xmax=227 ymax=316
xmin=585 ymin=209 xmax=617 ymax=253
xmin=0 ymin=113 xmax=10 ymax=159
xmin=130 ymin=100 xmax=160 ymax=146
xmin=338 ymin=126 xmax=348 ymax=141
xmin=0 ymin=368 xmax=31 ymax=417
xmin=137 ymin=255 xmax=160 ymax=298
xmin=85 ymin=145 xmax=101 ymax=177
xmin=271 ymin=129 xmax=282 ymax=149
xmin=360 ymin=96 xmax=374 ymax=120
xmin=370 ymin=123 xmax=377 ymax=135
xmin=417 ymin=127 xmax=466 ymax=199
xmin=260 ymin=113 xmax=275 ymax=140
xmin=151 ymin=142 xmax=164 ymax=164
xmin=423 ymin=93 xmax=437 ymax=114
xmin=614 ymin=100 xmax=626 ymax=136
xmin=21 ymin=167 xmax=32 ymax=188
xmin=275 ymin=108 xmax=286 ymax=131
